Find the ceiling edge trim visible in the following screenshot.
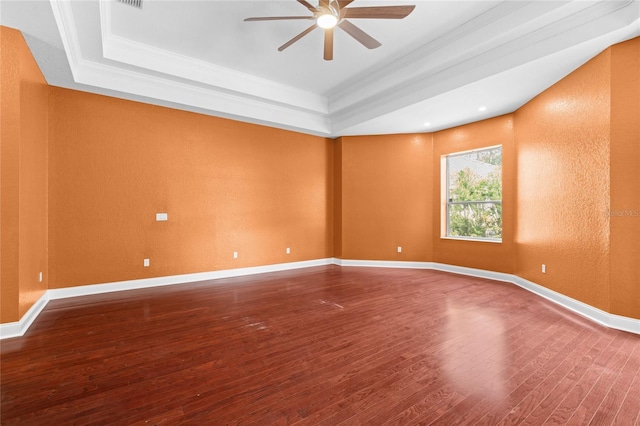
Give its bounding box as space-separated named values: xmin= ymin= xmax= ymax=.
xmin=326 ymin=0 xmax=536 ymax=107
xmin=329 ymin=0 xmax=640 ymax=132
xmin=328 ymin=0 xmax=636 ymax=117
xmin=49 ymin=0 xmax=82 ymax=81
xmin=49 ymin=0 xmax=331 ymax=136
xmin=99 ymin=2 xmax=328 ymax=115
xmin=73 ymin=58 xmax=332 ymax=134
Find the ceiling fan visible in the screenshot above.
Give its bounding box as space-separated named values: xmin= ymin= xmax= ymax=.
xmin=244 ymin=0 xmax=415 ymax=61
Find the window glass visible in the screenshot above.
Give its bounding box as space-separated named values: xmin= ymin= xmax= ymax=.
xmin=445 ymin=146 xmax=502 ymax=241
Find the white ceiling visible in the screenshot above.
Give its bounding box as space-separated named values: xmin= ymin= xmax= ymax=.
xmin=2 ymin=0 xmax=639 ymax=137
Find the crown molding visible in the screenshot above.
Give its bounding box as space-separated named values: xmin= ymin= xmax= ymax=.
xmin=73 ymin=58 xmax=332 ymax=134
xmin=329 ymin=0 xmax=640 ymax=133
xmin=47 ymin=0 xmax=640 ymax=137
xmin=99 ymin=1 xmax=328 ymax=115
xmin=328 ymin=1 xmax=536 ymax=109
xmin=49 ymin=0 xmax=83 ymax=80
xmin=50 ymin=0 xmax=332 ymax=136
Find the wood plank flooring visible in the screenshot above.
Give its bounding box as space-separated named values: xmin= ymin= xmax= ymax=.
xmin=1 ymin=265 xmax=639 ymax=425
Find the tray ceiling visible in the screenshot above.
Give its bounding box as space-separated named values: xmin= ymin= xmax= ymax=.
xmin=2 ymin=0 xmax=639 ymax=137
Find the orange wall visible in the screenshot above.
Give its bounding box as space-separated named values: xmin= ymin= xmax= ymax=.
xmin=338 ymin=134 xmax=433 ymax=261
xmin=2 ymin=25 xmax=639 ymax=324
xmin=333 ymin=138 xmax=343 ymax=258
xmin=514 ymin=49 xmax=612 ymax=312
xmin=337 ymin=116 xmax=515 ymax=274
xmin=609 ymin=38 xmax=640 ymax=318
xmin=1 ymin=27 xmax=21 ymax=322
xmin=0 ymin=27 xmax=49 ymax=322
xmin=48 ymin=88 xmax=333 ymax=288
xmin=432 ymin=115 xmax=516 ymax=273
xmin=337 ymin=38 xmax=638 ymax=319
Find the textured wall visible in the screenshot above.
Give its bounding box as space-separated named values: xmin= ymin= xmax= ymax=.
xmin=514 ymin=50 xmax=611 ymax=312
xmin=0 ymin=27 xmax=49 ymax=322
xmin=333 ymin=138 xmax=343 ymax=259
xmin=339 ymin=134 xmax=433 ymax=261
xmin=432 ymin=115 xmax=516 ymax=273
xmin=48 ymin=88 xmax=333 ymax=288
xmin=609 ymin=38 xmax=640 ymax=318
xmin=1 ymin=27 xmax=21 ymax=323
xmin=3 ymin=26 xmax=640 ymax=324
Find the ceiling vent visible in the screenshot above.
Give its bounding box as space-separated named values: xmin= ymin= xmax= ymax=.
xmin=118 ymin=0 xmax=142 ymax=9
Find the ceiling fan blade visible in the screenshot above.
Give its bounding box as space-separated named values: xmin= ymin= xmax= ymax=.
xmin=244 ymin=16 xmax=314 ymax=22
xmin=344 ymin=5 xmax=416 ymax=19
xmin=338 ymin=0 xmax=355 ymax=9
xmin=278 ymin=25 xmax=318 ymax=52
xmin=297 ymin=0 xmax=317 ymax=13
xmin=324 ymin=28 xmax=334 ymax=61
xmin=320 ymin=0 xmax=329 ymax=7
xmin=338 ymin=20 xmax=381 ymax=49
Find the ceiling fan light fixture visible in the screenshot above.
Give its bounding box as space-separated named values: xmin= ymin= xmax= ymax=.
xmin=317 ymin=13 xmax=338 ymax=29
xmin=245 ymin=1 xmax=416 ymax=59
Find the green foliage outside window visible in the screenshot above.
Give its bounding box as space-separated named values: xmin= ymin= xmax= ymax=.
xmin=447 ymin=147 xmax=502 ymax=240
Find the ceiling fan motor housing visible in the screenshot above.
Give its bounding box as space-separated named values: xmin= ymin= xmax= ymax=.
xmin=244 ymin=0 xmax=416 ymax=60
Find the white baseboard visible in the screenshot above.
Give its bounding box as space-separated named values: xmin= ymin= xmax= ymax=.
xmin=2 ymin=257 xmax=638 ymax=338
xmin=431 ymin=262 xmax=516 ymax=284
xmin=511 ymin=276 xmax=640 ymax=335
xmin=1 ymin=258 xmax=334 ymax=339
xmin=333 ymin=259 xmax=435 ymax=269
xmin=0 ymin=291 xmax=50 ymax=339
xmin=338 ymin=259 xmax=640 ymax=335
xmin=48 ymin=258 xmax=336 ymax=301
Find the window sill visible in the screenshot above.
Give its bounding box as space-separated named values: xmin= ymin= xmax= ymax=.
xmin=440 ymin=236 xmax=502 ymax=244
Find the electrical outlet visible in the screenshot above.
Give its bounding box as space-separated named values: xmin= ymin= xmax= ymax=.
xmin=233 ymin=252 xmax=238 ymax=259
xmin=542 ymin=264 xmax=546 ymax=274
xmin=156 ymin=213 xmax=168 ymax=221
xmin=397 ymin=246 xmax=402 ymax=253
xmin=286 ymin=247 xmax=291 ymax=254
xmin=144 ymin=258 xmax=150 ymax=267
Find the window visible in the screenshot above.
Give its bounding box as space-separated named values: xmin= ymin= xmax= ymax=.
xmin=443 ymin=146 xmax=502 ymax=241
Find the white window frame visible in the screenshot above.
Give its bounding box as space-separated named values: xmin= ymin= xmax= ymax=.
xmin=441 ymin=145 xmax=502 ymax=242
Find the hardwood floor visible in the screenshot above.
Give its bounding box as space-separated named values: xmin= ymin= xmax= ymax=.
xmin=1 ymin=265 xmax=639 ymax=425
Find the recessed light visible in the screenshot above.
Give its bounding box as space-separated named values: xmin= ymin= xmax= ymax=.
xmin=424 ymin=122 xmax=431 ymax=127
xmin=478 ymin=106 xmax=487 ymax=112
